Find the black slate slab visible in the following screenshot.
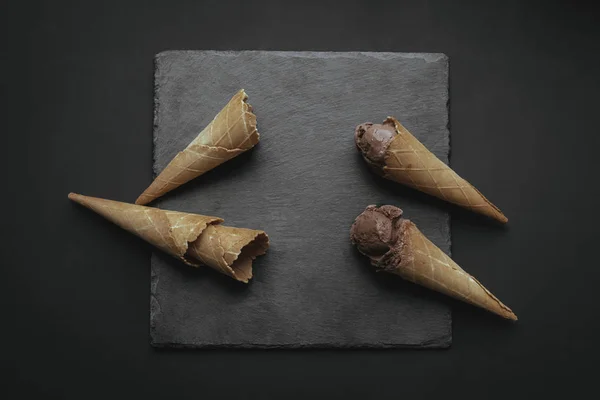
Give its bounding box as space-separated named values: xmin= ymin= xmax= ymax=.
xmin=150 ymin=51 xmax=451 ymax=348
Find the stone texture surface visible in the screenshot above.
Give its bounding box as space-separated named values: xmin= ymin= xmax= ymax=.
xmin=150 ymin=51 xmax=452 ymax=348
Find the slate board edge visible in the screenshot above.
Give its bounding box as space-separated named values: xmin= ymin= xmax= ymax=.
xmin=149 ymin=50 xmax=453 ymax=349
xmin=150 ymin=337 xmax=452 ymax=349
xmin=155 ymin=49 xmax=448 ymax=64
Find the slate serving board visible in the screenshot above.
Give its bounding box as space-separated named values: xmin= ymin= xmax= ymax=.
xmin=150 ymin=51 xmax=452 ymax=348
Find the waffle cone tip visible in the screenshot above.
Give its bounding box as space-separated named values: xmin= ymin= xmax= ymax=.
xmin=68 ymin=192 xmax=86 ymax=203
xmin=134 ymin=193 xmax=151 ymax=205
xmin=504 ymin=309 xmax=518 ymax=321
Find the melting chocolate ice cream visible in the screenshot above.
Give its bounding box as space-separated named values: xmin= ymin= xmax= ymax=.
xmin=354 ymin=121 xmax=398 ymax=170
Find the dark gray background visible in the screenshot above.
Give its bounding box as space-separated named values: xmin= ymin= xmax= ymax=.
xmin=150 ymin=51 xmax=451 ymax=348
xmin=3 ymin=0 xmax=599 ymax=398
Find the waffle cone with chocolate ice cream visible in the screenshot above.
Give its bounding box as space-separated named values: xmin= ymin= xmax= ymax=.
xmin=136 ymin=89 xmax=260 ymax=205
xmin=69 ymin=193 xmax=269 ymax=283
xmin=350 ymin=205 xmax=516 ymax=320
xmin=354 ymin=118 xmax=507 ymax=223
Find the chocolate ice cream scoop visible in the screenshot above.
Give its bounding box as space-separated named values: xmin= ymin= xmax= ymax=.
xmin=350 ymin=204 xmax=404 ymax=265
xmin=354 ymin=121 xmax=398 ymax=170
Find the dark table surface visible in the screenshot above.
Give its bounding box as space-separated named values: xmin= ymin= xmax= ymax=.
xmin=3 ymin=0 xmax=599 ymax=398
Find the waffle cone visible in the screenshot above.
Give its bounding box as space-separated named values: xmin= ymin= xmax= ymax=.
xmin=383 ymin=117 xmax=507 ymax=223
xmin=187 ymin=225 xmax=269 ymax=283
xmin=69 ymin=193 xmax=268 ymax=282
xmin=136 ymin=89 xmax=259 ymax=205
xmin=388 ymin=220 xmax=516 ymax=320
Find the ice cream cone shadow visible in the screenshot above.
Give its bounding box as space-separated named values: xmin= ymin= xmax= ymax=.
xmin=70 ymin=198 xmax=249 ymax=289
xmin=355 ymin=152 xmax=508 ymax=228
xmin=152 ymin=249 xmax=253 ymax=293
xmin=149 ymin=146 xmax=259 ymax=207
xmin=449 ymin=295 xmax=521 ymax=326
xmin=374 ymin=264 xmax=517 ymax=325
xmin=69 ymin=200 xmax=150 ymax=257
xmin=362 ymin=160 xmax=448 ymax=206
xmin=352 ymin=243 xmax=518 ymax=323
xmin=447 ymin=201 xmax=511 ymax=228
xmin=350 ymin=243 xmax=449 ymax=307
xmin=68 ymin=193 xmax=269 ymax=285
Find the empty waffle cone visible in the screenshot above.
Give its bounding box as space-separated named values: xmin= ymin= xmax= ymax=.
xmin=187 ymin=225 xmax=269 ymax=283
xmin=69 ymin=193 xmax=269 ymax=282
xmin=382 ymin=117 xmax=507 ymax=223
xmin=135 ymin=89 xmax=260 ymax=205
xmin=392 ymin=220 xmax=516 ymax=320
